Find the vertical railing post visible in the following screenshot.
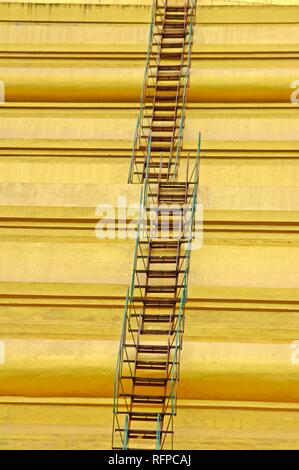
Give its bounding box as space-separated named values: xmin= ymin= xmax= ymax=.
xmin=122 ymin=414 xmax=129 ymax=450
xmin=156 ymin=413 xmax=161 ymax=450
xmin=128 ymin=0 xmax=156 ymax=183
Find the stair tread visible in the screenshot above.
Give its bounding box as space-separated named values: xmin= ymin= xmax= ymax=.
xmin=120 ymin=393 xmax=170 ymax=399
xmin=122 ymin=376 xmax=168 ymax=382
xmin=140 ymin=329 xmax=175 ymax=335
xmin=136 ymin=269 xmax=181 ymax=274
xmin=116 ymin=428 xmax=173 ymax=435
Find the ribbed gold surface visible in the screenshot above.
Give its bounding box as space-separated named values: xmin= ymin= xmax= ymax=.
xmin=0 ymin=0 xmax=298 ymax=449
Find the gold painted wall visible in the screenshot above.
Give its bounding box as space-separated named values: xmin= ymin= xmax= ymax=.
xmin=0 ymin=0 xmax=299 ymax=449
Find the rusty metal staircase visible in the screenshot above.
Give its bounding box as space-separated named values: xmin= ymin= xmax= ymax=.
xmin=112 ymin=146 xmax=201 ymax=450
xmin=128 ymin=0 xmax=197 ymax=184
xmin=112 ymin=0 xmax=200 ymax=450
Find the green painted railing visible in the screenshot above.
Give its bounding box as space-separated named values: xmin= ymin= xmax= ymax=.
xmin=114 ymin=132 xmax=201 ymax=448
xmin=112 ymin=286 xmax=130 ymax=450
xmin=156 ymin=414 xmax=161 ymax=450
xmin=113 ymin=287 xmax=129 ymax=416
xmin=128 ymin=0 xmax=157 ymax=183
xmin=130 ymin=185 xmax=145 ymax=299
xmin=159 ymin=131 xmax=201 ymax=447
xmin=184 ymin=132 xmax=201 ymax=289
xmin=114 ymin=125 xmax=201 ymax=449
xmin=122 ymin=414 xmax=129 ymax=450
xmin=129 ymin=0 xmax=196 ymax=184
xmin=144 ymin=131 xmax=152 ymax=190
xmin=170 ymin=288 xmax=186 ymax=415
xmin=171 ymin=0 xmax=197 ymax=181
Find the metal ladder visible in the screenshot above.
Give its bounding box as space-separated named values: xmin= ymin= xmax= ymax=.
xmin=112 ymin=143 xmax=201 ymax=450
xmin=128 ymin=0 xmax=197 ymax=184
xmin=112 ymin=0 xmax=200 ymax=450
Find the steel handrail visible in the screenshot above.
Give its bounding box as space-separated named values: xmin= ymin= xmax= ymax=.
xmin=128 ymin=0 xmax=156 ymax=183
xmin=171 ymin=0 xmax=197 ymax=180
xmin=122 ymin=414 xmax=129 ymax=450
xmin=130 ymin=186 xmax=145 ymax=299
xmin=159 ymin=132 xmax=201 ymax=443
xmin=155 ymin=413 xmax=161 ymax=450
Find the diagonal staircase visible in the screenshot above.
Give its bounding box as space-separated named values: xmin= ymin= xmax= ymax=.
xmin=112 ymin=151 xmax=201 ymax=450
xmin=128 ymin=0 xmax=197 ymax=184
xmin=112 ymin=0 xmax=200 ymax=450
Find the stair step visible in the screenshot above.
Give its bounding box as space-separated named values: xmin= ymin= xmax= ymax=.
xmin=120 ymin=393 xmax=170 ymax=404
xmin=123 ymin=344 xmax=174 ymax=353
xmin=158 ymin=200 xmax=186 ymax=205
xmin=143 ymin=175 xmax=170 ymax=180
xmin=154 ymin=104 xmax=181 ymax=110
xmin=165 ymin=13 xmax=186 ymax=19
xmin=129 ymin=429 xmax=173 ymax=438
xmin=158 ymin=199 xmax=187 ymax=204
xmin=159 ymin=194 xmax=187 ymax=200
xmin=161 ymin=182 xmax=187 ymax=187
xmin=140 ymin=329 xmax=175 ymax=335
xmin=149 ymin=255 xmax=179 ymax=263
xmin=134 ymin=170 xmax=168 ymax=176
xmin=156 ymin=85 xmax=181 ymax=91
xmin=115 ymin=428 xmax=173 ymax=438
xmin=159 ymin=187 xmax=187 ymax=191
xmin=149 ymin=71 xmax=184 ymax=77
xmin=147 ymin=206 xmax=187 ymax=213
xmin=135 ymin=378 xmax=168 ymax=386
xmin=136 ymin=269 xmax=179 ymax=278
xmin=136 ymin=360 xmax=169 ymax=370
xmin=153 ymin=107 xmax=177 ymax=112
xmin=142 ymin=314 xmax=177 ymax=323
xmin=151 ymin=240 xmax=180 ymax=248
xmin=158 ymin=194 xmax=190 ymax=199
xmin=151 ymin=136 xmax=172 ymax=142
xmin=137 ymin=345 xmax=170 ymax=353
xmin=152 ymin=115 xmax=177 ymax=121
xmin=157 ymin=77 xmax=183 ymax=83
xmin=139 ymin=145 xmax=171 ymax=151
xmin=164 ymin=18 xmax=185 ymax=24
xmin=129 ymin=412 xmax=168 ymax=422
xmin=146 ymin=285 xmax=177 ymax=293
xmin=117 ymin=411 xmax=169 ymax=416
xmin=161 ymin=43 xmax=184 ymax=49
xmin=160 ymin=53 xmax=185 ymax=60
xmin=139 ymin=298 xmax=178 ymax=308
xmin=151 ymin=126 xmax=177 ymax=131
xmin=134 ymin=298 xmax=179 ymax=309
xmin=158 ymin=22 xmax=186 ymax=28
xmin=154 ymin=74 xmax=185 ymax=80
xmin=158 ymin=190 xmax=188 ymax=195
xmin=155 ymin=32 xmax=186 ymax=39
xmin=155 ymin=95 xmax=180 ymax=101
xmin=138 ymin=247 xmax=180 ymax=253
xmin=124 ymin=359 xmax=176 ymax=370
xmin=147 ymin=85 xmax=180 ymax=90
xmin=135 ymin=172 xmax=169 ymax=179
xmin=165 ymin=6 xmax=191 ymax=12
xmin=135 ymin=161 xmax=170 ymax=168
xmin=158 ymin=64 xmax=181 ymax=71
xmin=122 ymin=376 xmax=168 ymax=386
